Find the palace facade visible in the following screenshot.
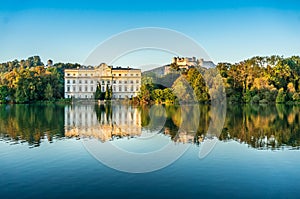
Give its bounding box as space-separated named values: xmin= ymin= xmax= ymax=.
xmin=64 ymin=63 xmax=141 ymax=99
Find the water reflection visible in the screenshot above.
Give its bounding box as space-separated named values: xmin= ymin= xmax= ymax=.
xmin=64 ymin=104 xmax=141 ymax=142
xmin=0 ymin=104 xmax=65 ymax=147
xmin=1 ymin=103 xmax=300 ymax=150
xmin=220 ymin=104 xmax=300 ymax=149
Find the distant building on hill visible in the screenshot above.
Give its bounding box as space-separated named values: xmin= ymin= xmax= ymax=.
xmin=172 ymin=56 xmax=198 ymax=67
xmin=64 ymin=63 xmax=141 ymax=99
xmin=198 ymin=58 xmax=215 ymax=68
xmin=164 ymin=57 xmax=216 ymax=75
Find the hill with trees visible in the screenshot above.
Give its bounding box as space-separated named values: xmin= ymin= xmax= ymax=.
xmin=1 ymin=55 xmax=300 ymax=104
xmin=138 ymin=55 xmax=300 ymax=104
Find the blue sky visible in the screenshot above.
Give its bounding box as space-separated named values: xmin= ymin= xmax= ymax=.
xmin=0 ymin=0 xmax=300 ymax=67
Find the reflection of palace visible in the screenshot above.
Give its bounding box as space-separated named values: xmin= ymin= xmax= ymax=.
xmin=64 ymin=105 xmax=141 ymax=142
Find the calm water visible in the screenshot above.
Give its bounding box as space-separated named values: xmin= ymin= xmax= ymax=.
xmin=1 ymin=103 xmax=300 ymax=198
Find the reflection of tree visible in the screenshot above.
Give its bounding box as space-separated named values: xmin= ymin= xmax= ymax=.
xmin=140 ymin=103 xmax=300 ymax=148
xmin=94 ymin=104 xmax=113 ymax=124
xmin=0 ymin=104 xmax=65 ymax=146
xmin=139 ymin=105 xmax=150 ymax=127
xmin=160 ymin=105 xmax=210 ymax=144
xmin=220 ymin=104 xmax=300 ymax=149
xmin=139 ymin=105 xmax=167 ymax=131
xmin=3 ymin=103 xmax=300 ymax=149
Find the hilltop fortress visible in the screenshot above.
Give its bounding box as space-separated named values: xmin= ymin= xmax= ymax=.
xmin=145 ymin=57 xmax=215 ymax=76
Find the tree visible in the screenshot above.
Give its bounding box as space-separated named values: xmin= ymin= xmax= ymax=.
xmin=105 ymin=84 xmax=112 ymax=100
xmin=271 ymin=62 xmax=292 ymax=90
xmin=292 ymin=93 xmax=300 ymax=102
xmin=193 ymin=74 xmax=210 ymax=102
xmin=138 ymin=84 xmax=152 ymax=103
xmin=276 ymin=88 xmax=286 ymax=103
xmin=0 ymin=85 xmax=9 ymax=103
xmin=95 ymin=83 xmax=104 ymax=100
xmin=172 ymin=76 xmax=195 ymax=103
xmin=151 ymin=89 xmax=163 ymax=103
xmin=163 ymin=88 xmax=175 ymax=103
xmin=44 ymin=83 xmax=54 ymax=100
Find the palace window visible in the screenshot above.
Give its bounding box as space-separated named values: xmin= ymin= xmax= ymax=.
xmin=73 ymin=80 xmax=76 ymax=84
xmin=79 ymin=80 xmax=82 ymax=84
xmin=67 ymin=80 xmax=70 ymax=84
xmin=119 ymin=86 xmax=122 ymax=92
xmin=67 ymin=86 xmax=70 ymax=92
xmin=136 ymin=80 xmax=139 ymax=83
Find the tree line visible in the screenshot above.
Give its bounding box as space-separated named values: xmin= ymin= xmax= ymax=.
xmin=217 ymin=55 xmax=300 ymax=104
xmin=0 ymin=56 xmax=80 ymax=103
xmin=1 ymin=55 xmax=300 ymax=104
xmin=138 ymin=55 xmax=300 ymax=104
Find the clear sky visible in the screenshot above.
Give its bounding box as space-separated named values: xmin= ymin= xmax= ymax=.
xmin=0 ymin=0 xmax=300 ymax=67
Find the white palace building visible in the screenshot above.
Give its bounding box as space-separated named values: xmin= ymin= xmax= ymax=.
xmin=64 ymin=63 xmax=142 ymax=99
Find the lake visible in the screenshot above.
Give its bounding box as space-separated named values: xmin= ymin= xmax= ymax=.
xmin=1 ymin=103 xmax=300 ymax=198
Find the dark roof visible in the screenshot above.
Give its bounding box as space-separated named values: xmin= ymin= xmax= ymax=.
xmin=112 ymin=67 xmax=140 ymax=71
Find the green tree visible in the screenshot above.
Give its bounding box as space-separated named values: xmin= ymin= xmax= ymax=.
xmin=44 ymin=83 xmax=54 ymax=100
xmin=151 ymin=89 xmax=163 ymax=103
xmin=163 ymin=88 xmax=175 ymax=104
xmin=95 ymin=83 xmax=104 ymax=100
xmin=276 ymin=88 xmax=286 ymax=103
xmin=172 ymin=76 xmax=195 ymax=103
xmin=105 ymin=84 xmax=112 ymax=100
xmin=0 ymin=85 xmax=9 ymax=103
